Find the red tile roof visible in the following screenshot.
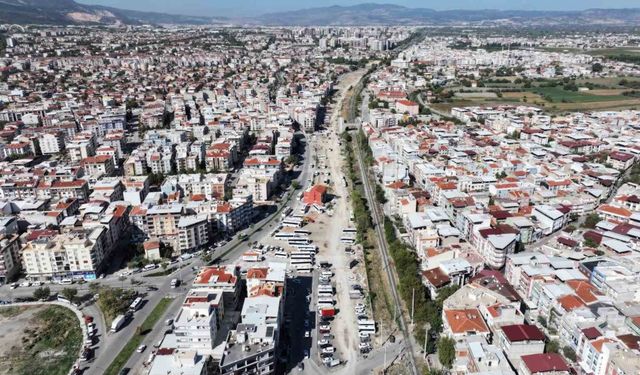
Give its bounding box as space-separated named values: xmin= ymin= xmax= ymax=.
xmin=521 ymin=353 xmax=569 ymax=373
xmin=501 ymin=324 xmax=545 ymax=342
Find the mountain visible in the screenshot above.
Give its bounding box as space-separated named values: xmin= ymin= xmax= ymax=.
xmin=255 ymin=3 xmax=640 ymax=26
xmin=0 ymin=0 xmax=224 ymax=25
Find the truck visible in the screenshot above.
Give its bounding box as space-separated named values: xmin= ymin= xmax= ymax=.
xmin=320 ymin=308 xmax=336 ymax=318
xmin=110 ymin=314 xmax=127 ymax=333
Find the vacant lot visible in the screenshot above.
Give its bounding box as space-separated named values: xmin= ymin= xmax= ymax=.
xmin=0 ymin=305 xmax=82 ymax=375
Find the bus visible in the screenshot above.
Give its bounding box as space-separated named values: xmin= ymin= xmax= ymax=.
xmin=294 ymin=229 xmax=312 ymax=236
xmin=340 ymin=236 xmax=356 ymax=245
xmin=293 ymin=264 xmax=314 ymax=271
xmin=317 ymin=297 xmax=335 ymax=305
xmin=129 ymin=297 xmax=143 ymax=312
xmin=292 ymin=260 xmax=313 ymax=267
xmin=293 ymin=245 xmax=317 ymax=252
xmin=274 ymin=232 xmax=302 ymax=240
xmin=291 ymin=252 xmax=314 ymax=259
xmin=296 ymin=266 xmax=313 ymax=274
xmin=288 ymin=239 xmax=311 ymax=245
xmin=317 ymin=291 xmax=334 ymax=298
xmin=358 ymin=320 xmax=376 ymax=334
xmin=274 ymin=251 xmax=288 ymax=259
xmin=282 ymin=217 xmax=304 ymax=228
xmin=318 ymin=287 xmax=333 ymax=294
xmin=342 ymin=228 xmax=357 ymax=234
xmin=281 ymin=207 xmax=293 ymax=218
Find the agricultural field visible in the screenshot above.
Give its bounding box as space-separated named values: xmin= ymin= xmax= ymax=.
xmin=0 ymin=305 xmax=82 ymax=375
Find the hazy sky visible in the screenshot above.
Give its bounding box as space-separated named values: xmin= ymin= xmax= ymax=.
xmin=78 ymin=0 xmax=640 ymax=17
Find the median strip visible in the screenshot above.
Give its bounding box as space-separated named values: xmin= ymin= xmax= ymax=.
xmin=103 ymin=297 xmax=173 ymax=375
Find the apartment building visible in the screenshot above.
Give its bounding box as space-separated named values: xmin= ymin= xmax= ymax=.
xmin=178 ymin=214 xmax=211 ymax=253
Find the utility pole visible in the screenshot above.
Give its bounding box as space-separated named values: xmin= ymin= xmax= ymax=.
xmin=411 ymin=288 xmax=415 ymax=325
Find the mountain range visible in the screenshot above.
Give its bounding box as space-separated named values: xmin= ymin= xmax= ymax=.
xmin=1 ymin=1 xmax=640 ymax=27
xmin=256 ymin=4 xmax=640 ymax=26
xmin=0 ymin=0 xmax=223 ymax=25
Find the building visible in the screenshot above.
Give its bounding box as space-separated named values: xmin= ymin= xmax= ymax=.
xmin=173 ymin=290 xmax=224 ymax=352
xmin=178 ymin=215 xmax=211 ymax=253
xmin=20 ymin=228 xmax=108 ymax=281
xmin=0 ymin=234 xmax=21 ymax=284
xmin=219 ymin=295 xmax=281 ymax=375
xmin=519 ymin=353 xmax=570 ymax=375
xmin=496 ymin=324 xmax=546 ymax=364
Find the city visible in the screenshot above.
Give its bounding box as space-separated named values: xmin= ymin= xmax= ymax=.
xmin=0 ymin=2 xmax=639 ymax=375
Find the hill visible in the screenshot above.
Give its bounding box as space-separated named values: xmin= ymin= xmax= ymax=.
xmin=255 ymin=3 xmax=640 ymax=26
xmin=0 ymin=0 xmax=223 ymax=25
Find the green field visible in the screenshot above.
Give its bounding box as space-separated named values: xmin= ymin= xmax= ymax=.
xmin=528 ymin=86 xmax=629 ymax=103
xmin=1 ymin=305 xmax=82 ymax=375
xmin=104 ymin=297 xmax=173 ymax=375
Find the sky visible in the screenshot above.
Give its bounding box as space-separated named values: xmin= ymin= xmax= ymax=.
xmin=77 ymin=0 xmax=640 ymax=17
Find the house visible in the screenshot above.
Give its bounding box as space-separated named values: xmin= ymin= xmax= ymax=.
xmin=519 ymin=353 xmax=570 ymax=375
xmin=143 ymin=239 xmax=162 ymax=261
xmin=303 ymin=184 xmax=327 ymax=207
xmin=443 ymin=308 xmax=490 ymax=339
xmin=496 ymin=324 xmax=545 ymax=363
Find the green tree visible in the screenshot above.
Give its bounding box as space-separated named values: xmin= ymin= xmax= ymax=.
xmin=437 ymin=336 xmax=456 ymax=369
xmin=538 ymin=316 xmax=548 ymax=327
xmin=61 ymin=287 xmax=78 ymax=303
xmin=582 ymin=213 xmax=601 ymax=229
xmin=291 ymin=180 xmax=301 ymax=190
xmin=591 ymin=63 xmax=603 ymax=73
xmin=562 ymin=346 xmax=577 ymax=362
xmin=33 ymin=287 xmax=51 ymax=301
xmin=546 ymin=339 xmax=560 ymax=354
xmin=584 ymin=238 xmax=599 ymax=248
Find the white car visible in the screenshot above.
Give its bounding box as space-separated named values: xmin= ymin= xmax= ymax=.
xmin=20 ymin=281 xmax=31 ymax=287
xmin=32 ymin=281 xmax=42 ymax=287
xmin=137 ymin=344 xmax=147 ymax=353
xmin=321 ymin=346 xmax=335 ymax=354
xmin=304 ymin=330 xmax=310 ymax=338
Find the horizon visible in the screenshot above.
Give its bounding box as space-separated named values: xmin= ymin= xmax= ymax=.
xmin=77 ymin=0 xmax=639 ymax=18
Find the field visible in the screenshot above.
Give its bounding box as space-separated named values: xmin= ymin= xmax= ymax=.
xmin=0 ymin=305 xmax=82 ymax=375
xmin=528 ymin=86 xmax=629 ymax=103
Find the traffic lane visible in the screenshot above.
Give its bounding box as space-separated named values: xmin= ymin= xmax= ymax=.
xmin=123 ymin=294 xmax=184 ymax=373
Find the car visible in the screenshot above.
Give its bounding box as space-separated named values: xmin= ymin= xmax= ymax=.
xmin=9 ymin=282 xmax=17 ymax=289
xmin=117 ymin=368 xmax=130 ymax=375
xmin=304 ymin=330 xmax=310 ymax=338
xmin=297 ymin=363 xmax=304 ymax=371
xmin=318 ymin=339 xmax=330 ymax=346
xmin=137 ymin=344 xmax=147 ymax=353
xmin=355 ymin=303 xmax=365 ymax=309
xmin=32 ymin=281 xmax=42 ymax=287
xmin=304 ymin=319 xmax=309 ymax=328
xmin=166 ymin=319 xmax=173 ymax=326
xmin=321 ymin=346 xmax=335 ymax=354
xmin=304 ymin=349 xmax=309 ymax=359
xmin=20 ymin=281 xmax=31 ymax=287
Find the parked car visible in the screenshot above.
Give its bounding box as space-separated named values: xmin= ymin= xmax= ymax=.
xmin=137 ymin=344 xmax=147 ymax=353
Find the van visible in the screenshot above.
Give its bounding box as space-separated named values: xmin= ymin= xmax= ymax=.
xmin=143 ymin=264 xmax=157 ymax=271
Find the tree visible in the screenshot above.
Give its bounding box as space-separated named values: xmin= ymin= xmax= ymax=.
xmin=583 ymin=238 xmax=599 ymax=248
xmin=437 ymin=336 xmax=456 ymax=369
xmin=546 ymin=339 xmax=560 ymax=354
xmin=538 ymin=316 xmax=548 ymax=327
xmin=562 ymin=346 xmax=577 ymax=362
xmin=582 ymin=213 xmax=601 ymax=229
xmin=61 ymin=287 xmax=78 ymax=303
xmin=591 ymin=63 xmax=604 ymax=73
xmin=291 ymin=180 xmax=301 ymax=190
xmin=33 ymin=287 xmax=51 ymax=301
